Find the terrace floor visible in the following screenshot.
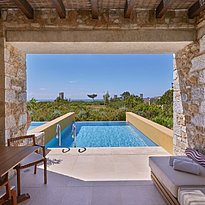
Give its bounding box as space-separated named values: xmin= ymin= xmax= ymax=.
xmin=10 ymin=147 xmax=169 ymax=205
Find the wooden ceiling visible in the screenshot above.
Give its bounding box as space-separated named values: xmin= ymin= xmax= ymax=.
xmin=0 ymin=0 xmax=204 ymax=19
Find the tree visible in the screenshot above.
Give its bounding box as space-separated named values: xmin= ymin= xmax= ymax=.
xmin=103 ymin=91 xmax=110 ymax=105
xmin=87 ymin=94 xmax=97 ymax=102
xmin=30 ymin=97 xmax=37 ymax=103
xmin=156 ymin=89 xmax=173 ymax=106
xmin=120 ymin=91 xmax=131 ymax=99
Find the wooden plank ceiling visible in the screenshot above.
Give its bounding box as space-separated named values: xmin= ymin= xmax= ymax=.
xmin=0 ymin=0 xmax=203 ymax=19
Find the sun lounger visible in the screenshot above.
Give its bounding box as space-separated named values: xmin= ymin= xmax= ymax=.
xmin=149 ymin=156 xmax=205 ymax=205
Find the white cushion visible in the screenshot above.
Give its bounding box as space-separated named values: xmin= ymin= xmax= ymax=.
xmin=178 ymin=189 xmax=205 ymax=205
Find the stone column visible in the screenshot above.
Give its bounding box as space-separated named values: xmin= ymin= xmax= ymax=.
xmin=0 ymin=22 xmax=5 ymax=145
xmin=173 ymin=42 xmax=200 ymax=154
xmin=173 ymin=15 xmax=205 ymax=154
xmin=4 ymin=43 xmax=27 ymax=143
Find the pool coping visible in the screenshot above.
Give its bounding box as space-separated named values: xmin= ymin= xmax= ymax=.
xmin=28 ymin=112 xmax=75 ymax=144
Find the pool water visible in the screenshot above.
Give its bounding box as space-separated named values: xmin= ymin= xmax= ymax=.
xmin=28 ymin=121 xmax=46 ymax=130
xmin=46 ymin=121 xmax=157 ymax=148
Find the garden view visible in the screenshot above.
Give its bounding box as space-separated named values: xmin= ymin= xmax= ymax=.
xmin=27 ymin=88 xmax=173 ymax=129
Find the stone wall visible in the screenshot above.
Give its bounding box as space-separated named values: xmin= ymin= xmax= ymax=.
xmin=174 ymin=11 xmax=205 ymax=154
xmin=0 ymin=23 xmax=5 ymax=145
xmin=0 ymin=7 xmax=203 ymax=149
xmin=174 ymin=42 xmax=200 ymax=154
xmin=4 ymin=43 xmax=27 ymax=144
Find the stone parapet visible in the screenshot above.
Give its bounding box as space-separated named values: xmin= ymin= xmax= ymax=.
xmin=126 ymin=112 xmax=173 ymax=154
xmin=28 ymin=112 xmax=75 ymax=144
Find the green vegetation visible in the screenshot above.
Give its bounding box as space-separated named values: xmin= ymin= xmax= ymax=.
xmin=27 ymin=89 xmax=173 ymax=129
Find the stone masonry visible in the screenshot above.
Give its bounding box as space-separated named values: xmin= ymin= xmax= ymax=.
xmin=4 ymin=43 xmax=27 ymax=144
xmin=174 ymin=42 xmax=200 ymax=154
xmin=174 ymin=10 xmax=205 ymax=154
xmin=0 ymin=28 xmax=27 ymax=145
xmin=0 ymin=7 xmax=205 ymax=153
xmin=0 ymin=8 xmax=196 ymax=146
xmin=0 ymin=23 xmax=5 ymax=145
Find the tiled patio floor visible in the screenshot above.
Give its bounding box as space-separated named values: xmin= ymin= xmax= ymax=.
xmin=10 ymin=147 xmax=169 ymax=205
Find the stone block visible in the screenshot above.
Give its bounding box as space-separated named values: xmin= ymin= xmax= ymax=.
xmin=5 ymin=90 xmax=16 ymax=102
xmin=11 ymin=85 xmax=22 ymax=92
xmin=5 ymin=76 xmax=11 ymax=89
xmin=173 ymin=134 xmax=177 ymax=145
xmin=5 ymin=115 xmax=16 ymax=129
xmin=191 ymin=114 xmax=205 ymax=127
xmin=200 ymin=35 xmax=205 ymax=53
xmin=18 ymin=93 xmax=26 ymax=102
xmin=199 ymin=69 xmax=205 ymax=85
xmin=190 ymin=104 xmax=199 ymax=113
xmin=192 ymin=87 xmax=204 ymax=99
xmin=174 ymin=101 xmax=183 ymax=114
xmin=177 ymin=114 xmax=186 ymax=126
xmin=199 ymin=100 xmax=205 ymax=113
xmin=191 ymin=54 xmax=205 ymax=73
xmin=5 ymin=63 xmax=17 ymax=77
xmin=18 ymin=113 xmax=27 ymax=127
xmin=174 ymin=125 xmax=182 ymax=136
xmin=17 ymin=68 xmax=26 ymax=79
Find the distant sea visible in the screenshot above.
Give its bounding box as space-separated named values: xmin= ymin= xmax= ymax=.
xmin=28 ymin=99 xmax=104 ymax=102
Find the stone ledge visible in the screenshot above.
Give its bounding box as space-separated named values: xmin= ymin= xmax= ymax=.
xmin=126 ymin=112 xmax=173 ymax=154
xmin=28 ymin=112 xmax=75 ymax=144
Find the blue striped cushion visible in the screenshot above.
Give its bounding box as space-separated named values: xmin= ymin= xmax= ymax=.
xmin=185 ymin=148 xmax=205 ymax=168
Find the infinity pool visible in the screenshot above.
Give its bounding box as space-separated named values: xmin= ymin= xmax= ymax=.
xmin=28 ymin=121 xmax=46 ymax=130
xmin=46 ymin=121 xmax=157 ymax=148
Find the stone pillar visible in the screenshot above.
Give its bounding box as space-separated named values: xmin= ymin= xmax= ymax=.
xmin=173 ymin=13 xmax=205 ymax=154
xmin=173 ymin=42 xmax=200 ymax=154
xmin=0 ymin=22 xmax=5 ymax=145
xmin=4 ymin=43 xmax=27 ymax=143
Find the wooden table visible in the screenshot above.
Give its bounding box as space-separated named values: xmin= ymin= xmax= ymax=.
xmin=0 ymin=146 xmax=39 ymax=203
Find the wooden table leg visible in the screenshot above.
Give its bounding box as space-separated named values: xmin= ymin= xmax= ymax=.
xmin=17 ymin=193 xmax=30 ymax=203
xmin=15 ymin=165 xmax=31 ymax=203
xmin=16 ymin=166 xmax=21 ymax=197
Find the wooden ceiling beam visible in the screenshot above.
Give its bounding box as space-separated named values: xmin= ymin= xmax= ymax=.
xmin=188 ymin=0 xmax=205 ymax=19
xmin=124 ymin=0 xmax=136 ymax=18
xmin=13 ymin=0 xmax=34 ymax=19
xmin=52 ymin=0 xmax=66 ymax=18
xmin=156 ymin=0 xmax=174 ymax=18
xmin=90 ymin=0 xmax=98 ymax=19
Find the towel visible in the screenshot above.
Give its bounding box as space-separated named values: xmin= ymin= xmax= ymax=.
xmin=169 ymin=156 xmax=193 ymax=166
xmin=173 ymin=159 xmax=200 ymax=175
xmin=179 ymin=190 xmax=205 ymax=205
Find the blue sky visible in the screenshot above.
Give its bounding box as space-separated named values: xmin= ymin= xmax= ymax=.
xmin=26 ymin=54 xmax=173 ymax=100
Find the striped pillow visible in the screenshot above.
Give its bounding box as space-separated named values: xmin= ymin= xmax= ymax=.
xmin=185 ymin=148 xmax=205 ymax=168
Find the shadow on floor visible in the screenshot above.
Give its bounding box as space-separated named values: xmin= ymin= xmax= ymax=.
xmin=10 ymin=168 xmax=166 ymax=205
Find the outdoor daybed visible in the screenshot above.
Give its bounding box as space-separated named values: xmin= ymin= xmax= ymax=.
xmin=149 ymin=156 xmax=205 ymax=205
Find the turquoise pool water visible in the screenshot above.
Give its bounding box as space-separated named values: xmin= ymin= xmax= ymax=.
xmin=28 ymin=121 xmax=46 ymax=130
xmin=46 ymin=121 xmax=157 ymax=148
